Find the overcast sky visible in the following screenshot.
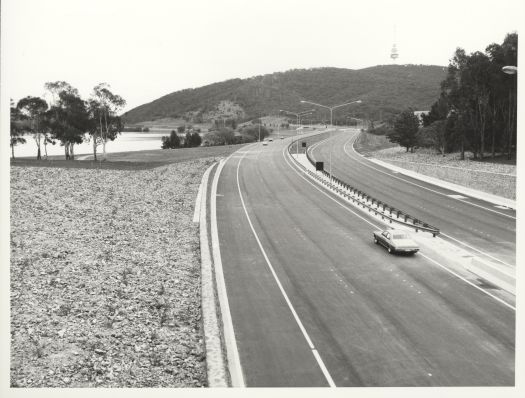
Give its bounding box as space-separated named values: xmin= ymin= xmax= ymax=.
xmin=2 ymin=0 xmax=523 ymax=112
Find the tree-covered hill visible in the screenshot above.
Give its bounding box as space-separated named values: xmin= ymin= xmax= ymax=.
xmin=122 ymin=64 xmax=447 ymax=125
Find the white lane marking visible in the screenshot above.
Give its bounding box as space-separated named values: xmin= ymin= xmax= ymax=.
xmin=307 ymin=136 xmax=331 ymax=157
xmin=282 ymin=145 xmax=516 ymax=311
xmin=236 ymin=148 xmax=336 ymax=388
xmin=212 ymin=148 xmax=257 ymax=387
xmin=341 ymin=133 xmax=516 ymax=266
xmin=495 ymin=205 xmax=511 ymax=209
xmin=439 ymin=232 xmax=513 ymax=268
xmin=343 ymin=136 xmax=516 ymax=220
xmin=418 ymin=253 xmax=515 ymax=311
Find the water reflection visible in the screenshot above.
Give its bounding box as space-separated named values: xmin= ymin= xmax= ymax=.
xmin=12 ymin=132 xmax=167 ymax=158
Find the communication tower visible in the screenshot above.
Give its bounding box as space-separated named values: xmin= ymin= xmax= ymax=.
xmin=390 ymin=25 xmax=399 ymax=62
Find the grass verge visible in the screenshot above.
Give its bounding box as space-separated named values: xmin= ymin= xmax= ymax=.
xmin=354 ymin=132 xmax=516 ymax=200
xmin=11 ymin=144 xmax=248 ymax=170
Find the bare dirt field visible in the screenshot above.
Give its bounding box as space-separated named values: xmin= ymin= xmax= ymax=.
xmin=10 ymin=157 xmax=216 ymax=387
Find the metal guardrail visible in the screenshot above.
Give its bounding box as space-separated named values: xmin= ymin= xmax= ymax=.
xmin=290 ymin=142 xmax=440 ymax=237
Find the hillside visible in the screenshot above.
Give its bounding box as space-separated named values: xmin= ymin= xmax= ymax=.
xmin=122 ymin=65 xmax=447 ymax=126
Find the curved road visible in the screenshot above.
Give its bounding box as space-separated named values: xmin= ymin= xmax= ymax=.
xmin=309 ymin=129 xmax=516 ymax=267
xmin=215 ymin=135 xmax=515 ymax=387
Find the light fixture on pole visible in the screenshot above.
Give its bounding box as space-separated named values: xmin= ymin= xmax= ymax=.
xmin=300 ymin=100 xmax=362 ymax=182
xmin=502 ymin=66 xmax=517 ymax=75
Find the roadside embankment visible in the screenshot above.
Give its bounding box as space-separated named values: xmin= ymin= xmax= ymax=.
xmin=10 ymin=159 xmax=215 ymax=387
xmin=354 ymin=132 xmax=516 ymax=202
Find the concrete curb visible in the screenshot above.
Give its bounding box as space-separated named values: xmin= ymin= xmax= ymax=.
xmin=210 ymin=156 xmax=246 ymax=387
xmin=365 ymin=156 xmax=516 ymax=210
xmin=466 ymin=257 xmax=516 ymax=295
xmin=198 ymin=162 xmax=229 ymax=387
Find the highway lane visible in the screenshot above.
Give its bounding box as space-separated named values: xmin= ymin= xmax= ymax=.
xmin=215 ymin=137 xmax=515 ymax=386
xmin=309 ymin=129 xmax=516 ymax=266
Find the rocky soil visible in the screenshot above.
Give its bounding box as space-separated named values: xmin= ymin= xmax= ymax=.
xmin=10 ymin=159 xmax=215 ymax=387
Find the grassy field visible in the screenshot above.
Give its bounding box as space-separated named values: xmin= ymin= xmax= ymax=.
xmin=11 ymin=144 xmax=248 ymax=170
xmin=134 ymin=117 xmax=212 ymax=132
xmin=353 ymin=132 xmax=397 ymax=155
xmin=10 ymin=158 xmax=217 ymax=387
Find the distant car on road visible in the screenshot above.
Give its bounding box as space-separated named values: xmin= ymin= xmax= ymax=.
xmin=373 ymin=229 xmax=419 ymax=254
xmin=262 ymin=141 xmax=268 ymax=146
xmin=269 ymin=138 xmax=273 ymax=142
xmin=280 ymin=137 xmax=284 ymax=140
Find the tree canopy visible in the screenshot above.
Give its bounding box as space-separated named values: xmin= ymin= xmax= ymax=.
xmin=388 ymin=109 xmax=420 ymax=152
xmin=423 ymin=33 xmax=518 ymax=159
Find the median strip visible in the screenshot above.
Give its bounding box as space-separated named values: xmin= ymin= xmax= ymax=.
xmin=294 ymin=142 xmax=440 ymax=236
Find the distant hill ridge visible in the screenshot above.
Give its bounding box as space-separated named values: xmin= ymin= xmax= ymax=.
xmin=122 ymin=64 xmax=447 ymax=125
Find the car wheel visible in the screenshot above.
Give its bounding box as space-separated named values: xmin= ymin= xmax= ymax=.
xmin=388 ymin=247 xmax=392 ymax=254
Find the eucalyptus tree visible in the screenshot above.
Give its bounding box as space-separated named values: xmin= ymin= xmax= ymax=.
xmin=49 ymin=91 xmax=90 ymax=159
xmin=441 ymin=48 xmax=470 ymax=159
xmin=92 ymin=83 xmax=126 ymax=160
xmin=44 ymin=81 xmax=79 ymax=105
xmin=462 ymin=51 xmax=492 ymax=159
xmin=43 ymin=81 xmax=80 ymax=158
xmin=500 ymin=33 xmax=517 ymax=159
xmin=87 ymin=98 xmax=103 ymax=160
xmin=10 ymin=100 xmax=27 ymax=159
xmin=16 ymin=96 xmax=48 ymax=159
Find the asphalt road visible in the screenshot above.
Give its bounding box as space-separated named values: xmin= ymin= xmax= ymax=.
xmin=215 ymin=135 xmax=515 ymax=387
xmin=309 ymin=129 xmax=516 ymax=267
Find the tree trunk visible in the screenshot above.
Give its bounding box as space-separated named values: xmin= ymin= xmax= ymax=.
xmin=11 ymin=145 xmax=15 ymax=159
xmin=65 ymin=142 xmax=69 ymax=160
xmin=491 ymin=103 xmax=496 ymax=159
xmin=103 ymin=111 xmax=109 ymax=161
xmin=35 ymin=133 xmax=42 ymax=160
xmin=460 ymin=136 xmax=465 ymax=160
xmin=93 ymin=131 xmax=98 ymax=161
xmin=44 ymin=141 xmax=48 ymax=159
xmin=506 ymin=90 xmax=512 ymax=160
xmin=70 ymin=144 xmax=75 ymax=160
xmin=477 ymin=101 xmax=485 ymax=160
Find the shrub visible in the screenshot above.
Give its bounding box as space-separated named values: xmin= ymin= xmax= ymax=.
xmin=161 ymin=130 xmax=181 ymax=149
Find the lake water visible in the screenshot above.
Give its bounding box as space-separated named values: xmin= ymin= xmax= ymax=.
xmin=13 ymin=132 xmax=168 ymax=158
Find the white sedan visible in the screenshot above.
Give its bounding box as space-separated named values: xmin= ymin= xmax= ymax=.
xmin=373 ymin=229 xmax=419 ymax=254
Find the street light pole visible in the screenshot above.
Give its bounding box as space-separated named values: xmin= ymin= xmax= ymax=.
xmin=300 ymin=99 xmax=362 ymax=182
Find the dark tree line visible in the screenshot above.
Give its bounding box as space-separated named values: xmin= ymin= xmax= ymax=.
xmin=419 ymin=33 xmax=517 ymax=160
xmin=161 ymin=125 xmax=202 ymax=149
xmin=10 ymin=81 xmax=125 ymax=160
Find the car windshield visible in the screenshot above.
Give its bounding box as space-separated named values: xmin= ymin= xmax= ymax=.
xmin=393 ymin=233 xmax=409 ymax=239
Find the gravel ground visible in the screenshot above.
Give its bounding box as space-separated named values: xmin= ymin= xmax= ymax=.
xmin=10 ymin=159 xmax=215 ymax=387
